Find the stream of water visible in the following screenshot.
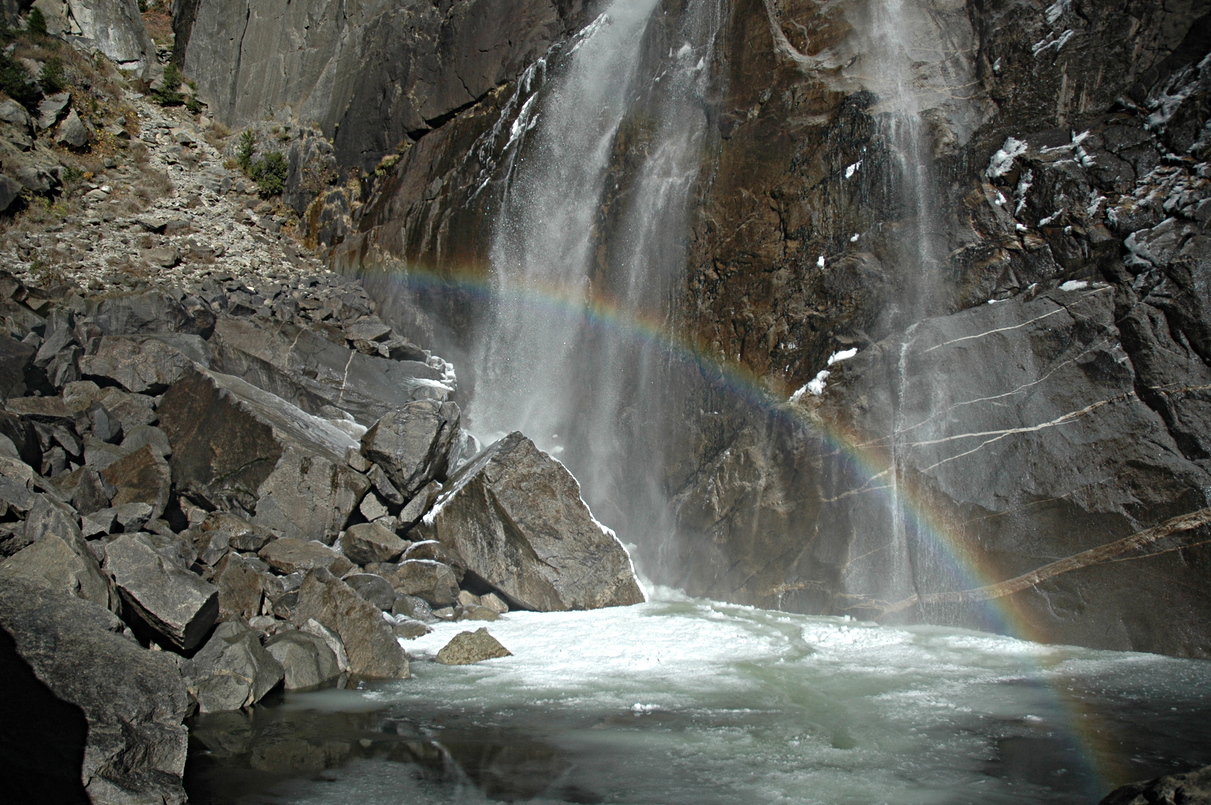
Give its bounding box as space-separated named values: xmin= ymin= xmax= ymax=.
xmin=187 ymin=595 xmax=1211 ymax=804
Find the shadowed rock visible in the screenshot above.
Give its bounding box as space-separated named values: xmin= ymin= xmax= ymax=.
xmin=78 ymin=336 xmax=196 ymax=394
xmin=340 ymin=521 xmax=407 ymax=565
xmin=292 ymin=568 xmax=409 ymax=679
xmin=264 ymin=630 xmax=342 ymax=691
xmin=360 ymin=399 xmax=460 ymax=498
xmin=184 ymin=621 xmax=284 ymax=713
xmin=417 ymin=432 xmax=645 ymax=611
xmin=343 ymin=571 xmax=396 ymax=611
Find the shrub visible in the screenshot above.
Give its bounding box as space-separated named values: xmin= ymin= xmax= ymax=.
xmin=39 ymin=58 xmax=65 ymax=94
xmin=0 ymin=51 xmax=40 ymax=108
xmin=152 ymin=62 xmax=183 ymax=106
xmin=250 ymin=151 xmax=287 ymax=198
xmin=236 ymin=129 xmax=256 ymax=172
xmin=26 ymin=8 xmax=47 ymax=38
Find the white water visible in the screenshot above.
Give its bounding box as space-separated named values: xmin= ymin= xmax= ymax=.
xmin=190 ymin=597 xmax=1211 ymax=804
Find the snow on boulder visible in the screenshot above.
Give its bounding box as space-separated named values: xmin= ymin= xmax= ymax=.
xmin=414 ymin=432 xmax=645 ymax=612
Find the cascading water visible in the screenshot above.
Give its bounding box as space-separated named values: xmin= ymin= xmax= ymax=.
xmin=468 ymin=0 xmax=721 ymax=564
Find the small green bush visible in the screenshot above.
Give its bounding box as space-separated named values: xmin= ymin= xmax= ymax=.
xmin=26 ymin=8 xmax=47 ymax=38
xmin=250 ymin=151 xmax=287 ymax=198
xmin=0 ymin=51 xmax=40 ymax=108
xmin=236 ymin=129 xmax=256 ymax=172
xmin=152 ymin=62 xmax=183 ymax=106
xmin=39 ymin=57 xmax=65 ymax=94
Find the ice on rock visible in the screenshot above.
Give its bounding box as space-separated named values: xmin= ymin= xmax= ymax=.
xmin=986 ymin=137 xmax=1028 ymax=179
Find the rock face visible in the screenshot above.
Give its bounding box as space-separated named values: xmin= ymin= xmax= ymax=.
xmin=1099 ymin=766 xmax=1211 ymax=805
xmin=0 ymin=578 xmax=190 ymax=804
xmin=172 ymin=0 xmax=585 ymax=169
xmin=37 ymin=0 xmax=157 ymax=77
xmin=417 ymin=432 xmax=645 ymax=611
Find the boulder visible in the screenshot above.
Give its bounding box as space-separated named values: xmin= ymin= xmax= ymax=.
xmin=390 ymin=617 xmax=431 ymax=639
xmin=36 ymin=92 xmax=71 ymax=130
xmin=402 ymin=538 xmax=453 ymax=564
xmin=100 ymin=444 xmax=172 ymax=520
xmin=291 ymin=568 xmax=409 ymax=679
xmin=183 ymin=621 xmax=284 ymax=713
xmin=339 ymin=521 xmax=407 ymax=565
xmin=0 ymin=175 xmax=21 ymax=213
xmin=103 ymin=533 xmax=219 ymax=651
xmin=0 ymin=335 xmax=35 ymax=397
xmin=0 ymin=578 xmax=190 ymax=804
xmin=342 ymin=571 xmax=396 ymax=611
xmin=259 ymin=537 xmax=353 ymax=577
xmin=78 ymin=336 xmax=196 ymax=394
xmin=159 ymin=366 xmax=370 ymax=543
xmin=86 ymin=290 xmax=215 ymax=338
xmin=387 ymin=558 xmax=459 ymax=607
xmin=211 ymin=552 xmax=266 ymax=622
xmin=360 ymin=399 xmax=460 ymax=498
xmin=435 ymin=627 xmax=511 ymax=665
xmin=398 ymin=479 xmax=442 ymax=529
xmin=416 ymin=432 xmax=645 ymax=611
xmin=263 ymin=630 xmax=342 ymax=690
xmin=207 ymin=316 xmax=452 ymax=426
xmin=0 ymin=454 xmax=36 ymax=515
xmin=1099 ymin=765 xmax=1211 ymax=804
xmin=55 ymin=109 xmax=91 ymax=150
xmin=0 ymin=530 xmax=111 ymax=608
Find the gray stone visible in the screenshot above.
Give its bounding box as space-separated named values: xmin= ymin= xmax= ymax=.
xmin=299 ymin=616 xmax=350 ymax=673
xmin=366 ymin=462 xmax=404 ymax=505
xmin=360 ymin=400 xmax=460 ymax=498
xmin=0 ymin=578 xmax=190 ymax=804
xmin=392 ymin=593 xmax=435 ymax=622
xmin=402 ymin=538 xmax=453 ymax=564
xmin=159 ymin=366 xmax=370 ymax=543
xmin=0 ymin=530 xmax=112 ymax=608
xmin=1099 ymin=765 xmax=1211 ymax=805
xmin=342 ymin=571 xmax=396 ymax=611
xmin=292 ymin=568 xmax=410 ymax=679
xmin=0 ymin=98 xmax=32 ymax=131
xmin=0 ymin=175 xmax=21 ymax=213
xmin=0 ymin=335 xmax=35 ymax=397
xmin=263 ymin=630 xmax=342 ymax=690
xmin=391 ymin=616 xmax=431 ymax=639
xmin=45 ymin=0 xmax=157 ymax=76
xmin=435 ymin=627 xmax=511 ymax=665
xmin=36 ymin=92 xmax=71 ymax=130
xmin=100 ymin=443 xmax=172 ymax=520
xmin=103 ymin=533 xmax=219 ymax=651
xmin=120 ymin=424 xmax=172 ymax=458
xmin=398 ymin=479 xmax=441 ymax=529
xmin=417 ymin=432 xmax=645 ymax=611
xmin=184 ymin=621 xmax=284 ymax=713
xmin=0 ymin=454 xmax=36 ymax=515
xmin=340 ymin=521 xmax=407 ymax=566
xmin=387 ymin=558 xmax=460 ymax=607
xmin=56 ymin=108 xmax=92 ymax=150
xmin=211 ymin=552 xmax=266 ymax=622
xmin=79 ymin=335 xmax=195 ymax=394
xmin=259 ymin=537 xmax=354 ymax=577
xmin=68 ymin=466 xmax=116 ymax=515
xmin=459 ymin=604 xmax=499 ymax=622
xmin=480 ymin=591 xmax=509 ymax=614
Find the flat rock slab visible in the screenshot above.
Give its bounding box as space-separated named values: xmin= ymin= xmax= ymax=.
xmin=435 ymin=627 xmax=512 ymax=665
xmin=0 ymin=578 xmax=190 ymax=804
xmin=292 ymin=568 xmax=410 ymax=679
xmin=417 ymin=432 xmax=645 ymax=612
xmin=104 ymin=533 xmax=219 ymax=651
xmin=78 ymin=336 xmax=197 ymax=394
xmin=159 ymin=366 xmax=370 ymax=543
xmin=259 ymin=537 xmax=353 ymax=576
xmin=340 ymin=521 xmax=407 ymax=566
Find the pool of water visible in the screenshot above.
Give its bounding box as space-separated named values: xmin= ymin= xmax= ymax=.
xmin=185 ymin=594 xmax=1211 ymax=804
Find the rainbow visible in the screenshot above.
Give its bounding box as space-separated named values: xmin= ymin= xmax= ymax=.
xmin=350 ymin=256 xmax=1138 ymax=798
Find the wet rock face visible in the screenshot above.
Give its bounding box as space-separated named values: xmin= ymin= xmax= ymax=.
xmin=1099 ymin=765 xmax=1211 ymax=805
xmin=174 ymin=0 xmax=583 ymax=170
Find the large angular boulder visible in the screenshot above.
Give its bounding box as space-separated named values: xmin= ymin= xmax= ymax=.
xmin=360 ymin=399 xmax=460 ymax=499
xmin=385 ymin=558 xmax=459 ymax=607
xmin=263 ymin=630 xmax=342 ymax=691
xmin=100 ymin=443 xmax=172 ymax=520
xmin=208 ymin=317 xmax=451 ymax=426
xmin=210 ymin=552 xmax=266 ymax=622
xmin=159 ymin=366 xmax=370 ymax=543
xmin=339 ymin=521 xmax=407 ymax=565
xmin=259 ymin=537 xmax=353 ymax=576
xmin=0 ymin=531 xmax=111 ymax=609
xmin=435 ymin=628 xmax=512 ymax=665
xmin=103 ymin=533 xmax=219 ymax=651
xmin=183 ymin=621 xmax=284 ymax=713
xmin=0 ymin=334 xmax=34 ymax=398
xmin=416 ymin=432 xmax=645 ymax=611
xmin=0 ymin=578 xmax=190 ymax=804
xmin=78 ymin=335 xmax=197 ymax=394
xmin=291 ymin=568 xmax=409 ymax=679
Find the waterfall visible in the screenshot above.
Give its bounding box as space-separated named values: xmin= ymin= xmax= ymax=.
xmin=467 ymin=0 xmax=721 ymax=564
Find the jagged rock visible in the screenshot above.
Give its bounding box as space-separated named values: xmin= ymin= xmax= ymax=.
xmin=78 ymin=335 xmax=196 ymax=394
xmin=291 ymin=568 xmax=409 ymax=679
xmin=366 ymin=462 xmax=404 ymax=505
xmin=0 ymin=175 xmax=21 ymax=213
xmin=183 ymin=621 xmax=284 ymax=713
xmin=0 ymin=454 xmax=36 ymax=515
xmin=339 ymin=521 xmax=407 ymax=566
xmin=480 ymin=591 xmax=509 ymax=614
xmin=0 ymin=578 xmax=190 ymax=804
xmin=342 ymin=572 xmax=396 ymax=611
xmin=0 ymin=98 xmax=32 ymax=132
xmin=38 ymin=0 xmax=156 ymax=76
xmin=386 ymin=558 xmax=460 ymax=607
xmin=358 ymin=490 xmax=390 ymax=522
xmin=187 ymin=512 xmax=275 ymax=566
xmin=392 ymin=593 xmax=435 ymax=622
xmin=263 ymin=630 xmax=342 ymax=690
xmin=87 ymin=290 xmax=215 ymax=338
xmin=0 ymin=335 xmax=35 ymax=397
xmin=259 ymin=537 xmax=354 ymax=577
xmin=298 ymin=616 xmax=351 ymax=673
xmin=120 ymin=424 xmax=172 ymax=458
xmin=360 ymin=400 xmax=460 ymax=498
xmin=100 ymin=444 xmax=172 ymax=520
xmin=211 ymin=552 xmax=265 ymax=622
xmin=0 ymin=529 xmax=111 ymax=608
xmin=159 ymin=366 xmax=370 ymax=543
xmin=103 ymin=533 xmax=219 ymax=651
xmin=398 ymin=479 xmax=442 ymax=529
xmin=56 ymin=109 xmax=92 ymax=150
xmin=92 ymin=387 xmax=157 ymax=432
xmin=435 ymin=627 xmax=511 ymax=665
xmin=207 ymin=316 xmax=452 ymax=426
xmin=36 ymin=92 xmax=71 ymax=130
xmin=417 ymin=432 xmax=645 ymax=611
xmin=1099 ymin=765 xmax=1211 ymax=804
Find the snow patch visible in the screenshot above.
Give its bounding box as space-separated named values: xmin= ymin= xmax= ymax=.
xmin=986 ymin=137 xmax=1028 ymax=178
xmin=845 ymin=161 xmax=862 ymax=179
xmin=827 ymin=348 xmax=858 ymax=366
xmin=1059 ymin=280 xmax=1088 ymax=292
xmin=850 ymin=233 xmax=860 ymax=243
xmin=817 ymin=255 xmax=825 ymax=269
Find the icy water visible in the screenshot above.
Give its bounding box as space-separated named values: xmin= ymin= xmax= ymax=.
xmin=186 ymin=594 xmax=1211 ymax=805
